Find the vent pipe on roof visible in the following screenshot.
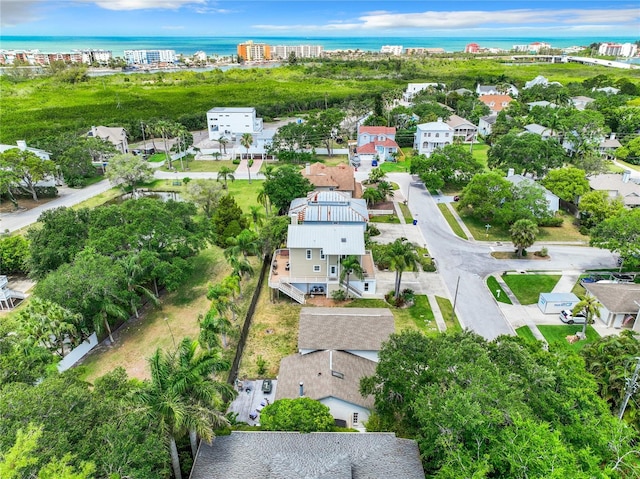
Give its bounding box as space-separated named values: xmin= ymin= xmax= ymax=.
xmin=16 ymin=140 xmax=27 ymax=151
xmin=623 ymin=170 xmax=631 ymax=184
xmin=305 ymin=163 xmax=310 ymax=175
xmin=299 ymin=381 xmax=304 ymax=397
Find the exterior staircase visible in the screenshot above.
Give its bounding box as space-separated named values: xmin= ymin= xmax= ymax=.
xmin=278 ymin=281 xmax=306 ymax=304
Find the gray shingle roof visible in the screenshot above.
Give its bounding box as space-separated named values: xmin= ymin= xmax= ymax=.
xmin=588 ymin=174 xmax=640 ymax=206
xmin=275 ymin=350 xmax=377 ymax=409
xmin=287 ymin=225 xmax=365 ymax=255
xmin=583 ymin=283 xmax=640 ymax=313
xmin=298 ymin=307 xmax=394 ymax=352
xmin=189 ymin=432 xmax=425 ymax=479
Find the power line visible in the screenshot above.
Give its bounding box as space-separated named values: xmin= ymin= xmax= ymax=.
xmin=619 ymin=356 xmax=640 ymax=420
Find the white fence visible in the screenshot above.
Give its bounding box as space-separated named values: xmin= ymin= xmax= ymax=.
xmin=57 ymin=333 xmax=98 ymax=372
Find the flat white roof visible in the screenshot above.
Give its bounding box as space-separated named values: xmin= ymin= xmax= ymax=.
xmin=207 ymin=107 xmax=255 ymax=114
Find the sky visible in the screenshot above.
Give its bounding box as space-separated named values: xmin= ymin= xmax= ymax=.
xmin=0 ymin=0 xmax=639 ymax=37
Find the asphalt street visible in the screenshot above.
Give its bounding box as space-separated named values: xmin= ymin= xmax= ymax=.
xmin=379 ymin=172 xmax=618 ymax=340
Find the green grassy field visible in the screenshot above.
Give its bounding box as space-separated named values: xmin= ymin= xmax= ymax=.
xmin=436 ymin=296 xmax=462 ymax=332
xmin=515 ymin=326 xmax=539 ymax=343
xmin=502 ymin=274 xmax=561 ymax=304
xmin=3 ymin=60 xmax=638 ymax=143
xmin=486 ymin=276 xmax=513 ymax=304
xmin=538 ymin=325 xmax=600 ymax=352
xmin=437 ymin=203 xmax=467 ymax=239
xmin=458 ymin=210 xmax=588 ymax=242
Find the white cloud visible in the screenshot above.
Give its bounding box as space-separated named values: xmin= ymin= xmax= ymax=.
xmin=255 ymin=7 xmax=640 ymax=32
xmin=92 ymin=0 xmax=206 ymax=11
xmin=0 ymin=0 xmax=45 ymax=26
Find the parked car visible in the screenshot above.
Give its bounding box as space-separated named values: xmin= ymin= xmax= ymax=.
xmin=453 ymin=195 xmax=460 ymax=202
xmin=612 ymin=273 xmax=634 ymax=283
xmin=559 ymin=309 xmax=586 ymax=325
xmin=261 ymin=379 xmax=272 ymax=394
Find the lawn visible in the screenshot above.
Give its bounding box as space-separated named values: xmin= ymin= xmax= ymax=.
xmin=538 ymin=325 xmax=600 ymax=352
xmin=486 ymin=276 xmax=512 ymax=304
xmin=147 ymin=153 xmax=166 ymax=163
xmin=399 ymin=203 xmax=413 ymax=222
xmin=71 ymin=186 xmax=123 ymax=209
xmin=347 ymin=296 xmax=439 ymax=334
xmin=437 ymin=203 xmax=467 ymax=239
xmin=379 ymin=160 xmax=410 ymax=173
xmin=79 ymin=248 xmax=260 ymax=381
xmin=615 ymin=159 xmax=640 ymax=173
xmin=160 ymin=158 xmax=235 ymax=173
xmin=238 ymin=281 xmax=301 ymax=379
xmin=471 ymin=142 xmax=490 ymax=170
xmin=502 ymin=274 xmax=561 ymax=304
xmin=436 ymin=296 xmax=462 ymax=332
xmin=369 ymin=214 xmax=400 ymax=224
xmin=458 ymin=210 xmax=588 ymax=242
xmin=515 ymin=326 xmax=539 ymax=343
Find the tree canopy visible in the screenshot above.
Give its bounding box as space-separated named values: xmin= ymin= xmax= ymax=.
xmin=488 ymin=132 xmax=566 ymax=177
xmin=260 ymin=398 xmax=334 ymax=433
xmin=542 ymin=167 xmax=591 ymax=203
xmin=262 ymin=165 xmax=313 ymax=215
xmin=590 ymin=208 xmax=640 ymax=268
xmin=361 ymin=330 xmax=640 ymax=477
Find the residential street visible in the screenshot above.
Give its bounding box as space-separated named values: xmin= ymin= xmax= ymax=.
xmin=375 ymin=172 xmax=619 ymax=340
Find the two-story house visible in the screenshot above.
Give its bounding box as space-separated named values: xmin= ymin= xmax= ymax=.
xmin=289 ymin=191 xmax=368 ymax=230
xmin=445 ymin=114 xmax=477 ymax=143
xmin=87 ymin=126 xmax=128 ymax=154
xmin=269 ymin=224 xmax=376 ymax=304
xmin=402 ymin=82 xmax=443 ymax=103
xmin=206 ymin=106 xmax=263 ymax=141
xmin=476 ymin=83 xmax=519 ymax=97
xmin=276 ymin=307 xmax=395 ymax=429
xmin=523 ymin=123 xmax=557 ymax=140
xmin=478 ymin=94 xmax=513 ymax=114
xmin=413 ymin=118 xmax=454 ymax=156
xmin=356 ymin=126 xmax=399 ymax=163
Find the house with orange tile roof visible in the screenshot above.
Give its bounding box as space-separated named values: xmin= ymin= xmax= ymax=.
xmin=356 ymin=126 xmax=399 ymax=163
xmin=302 ymin=162 xmax=362 ymax=198
xmin=478 ymin=94 xmax=513 ymax=114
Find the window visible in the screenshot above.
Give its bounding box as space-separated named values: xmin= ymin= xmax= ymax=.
xmin=445 ymin=133 xmax=449 ymax=137
xmin=320 ymin=249 xmax=325 ymax=260
xmin=352 ymin=412 xmax=359 ymax=425
xmin=427 ymin=132 xmax=431 ymax=137
xmin=364 ymin=283 xmax=369 ymax=292
xmin=330 ymin=265 xmax=337 ymax=276
xmin=306 ymin=249 xmax=312 ymax=260
xmin=332 ymin=370 xmax=344 ymax=379
xmin=313 ymin=265 xmax=321 ymax=273
xmin=435 ymin=133 xmax=440 ymax=138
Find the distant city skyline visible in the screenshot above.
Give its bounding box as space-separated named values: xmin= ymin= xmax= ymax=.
xmin=1 ymin=0 xmax=639 ymax=38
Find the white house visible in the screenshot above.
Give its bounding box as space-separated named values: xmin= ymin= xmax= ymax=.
xmin=478 ymin=114 xmax=498 ymax=136
xmin=356 ymin=126 xmax=399 ymax=162
xmin=476 ymin=84 xmax=519 ymax=97
xmin=275 ymin=307 xmax=395 ymax=430
xmin=599 ymin=134 xmax=622 ymax=159
xmin=571 ymin=96 xmax=595 ymax=110
xmin=380 ymin=45 xmax=403 ymax=55
xmin=523 ymin=75 xmax=563 ymax=89
xmin=414 ymin=118 xmax=454 ymax=156
xmin=206 ymin=106 xmax=263 ymax=141
xmin=402 ymin=82 xmax=443 ymax=102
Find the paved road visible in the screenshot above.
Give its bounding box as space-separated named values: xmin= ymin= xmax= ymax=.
xmin=368 ymin=172 xmax=619 ymax=340
xmin=0 ymin=180 xmax=113 ymax=233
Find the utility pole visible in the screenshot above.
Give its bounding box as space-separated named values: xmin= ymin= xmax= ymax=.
xmin=451 ymin=276 xmax=461 ymax=322
xmin=619 ymin=356 xmax=640 ymax=420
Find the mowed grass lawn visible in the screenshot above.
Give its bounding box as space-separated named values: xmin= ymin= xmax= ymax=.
xmin=538 ymin=325 xmax=600 ymax=352
xmin=437 ymin=203 xmax=467 ymax=239
xmin=458 ymin=210 xmax=588 ymax=242
xmin=502 ymin=274 xmax=561 ymax=304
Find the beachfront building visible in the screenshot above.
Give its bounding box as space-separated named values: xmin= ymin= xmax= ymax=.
xmin=414 ymin=118 xmax=454 ymax=156
xmin=405 ymin=47 xmax=445 ymax=55
xmin=599 ymin=42 xmax=638 ymax=57
xmin=270 ymin=44 xmax=323 ymax=59
xmin=380 ymin=45 xmax=403 ymax=55
xmin=124 ymin=49 xmax=176 ymax=65
xmin=237 ymin=41 xmax=271 ymax=61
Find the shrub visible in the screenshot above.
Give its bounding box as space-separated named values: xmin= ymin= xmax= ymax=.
xmin=331 ymin=289 xmax=346 ymax=301
xmin=232 ymin=159 xmax=241 ymax=165
xmin=538 ymin=216 xmax=563 ymax=227
xmin=367 ymin=224 xmax=380 ymax=236
xmin=256 ymin=355 xmax=267 ymax=376
xmin=0 ymin=235 xmax=30 ymax=274
xmin=261 ymin=398 xmax=334 ymax=433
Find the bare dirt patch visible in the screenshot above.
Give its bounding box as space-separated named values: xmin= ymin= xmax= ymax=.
xmin=491 ymin=251 xmax=550 ymax=260
xmin=0 ymin=197 xmax=56 ymax=214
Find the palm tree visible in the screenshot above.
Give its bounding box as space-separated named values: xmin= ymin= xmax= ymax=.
xmin=93 ymin=296 xmax=129 ymax=345
xmin=225 ymin=229 xmax=260 ymax=260
xmin=240 ymin=133 xmax=253 ymax=159
xmin=199 ymin=309 xmax=233 ymax=349
xmin=172 ymin=338 xmax=233 ymax=456
xmin=510 ymin=219 xmax=539 ymax=258
xmin=340 ymin=255 xmax=364 ymax=298
xmin=135 ymin=341 xmax=231 ymax=479
xmin=249 ymin=205 xmax=264 ymax=230
xmin=377 ymin=180 xmax=393 ymax=200
xmin=153 ymin=120 xmax=177 ymax=169
xmin=257 ymin=186 xmax=271 ymax=216
xmin=216 ymin=166 xmax=235 ymax=189
xmin=218 ymin=136 xmax=228 ymax=155
xmin=120 ymin=253 xmax=158 ymax=319
xmin=362 ymin=187 xmax=382 ymax=207
xmin=227 ymin=254 xmax=254 ymax=298
xmin=573 ymin=294 xmax=602 ymax=338
xmin=386 ymin=238 xmax=420 ymax=298
xmin=247 ymin=158 xmax=254 ymax=184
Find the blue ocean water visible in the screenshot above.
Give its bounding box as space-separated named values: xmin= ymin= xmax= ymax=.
xmin=0 ymin=35 xmax=637 ymax=57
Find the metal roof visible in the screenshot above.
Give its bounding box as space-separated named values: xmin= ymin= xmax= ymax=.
xmin=287 ymin=225 xmax=365 ymax=254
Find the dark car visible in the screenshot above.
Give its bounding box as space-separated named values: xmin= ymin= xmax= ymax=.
xmin=261 ymin=379 xmax=272 ymax=394
xmin=612 ymin=273 xmax=634 ymax=283
xmin=453 ymin=195 xmax=460 ymax=202
xmin=559 ymin=309 xmax=586 ymax=325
